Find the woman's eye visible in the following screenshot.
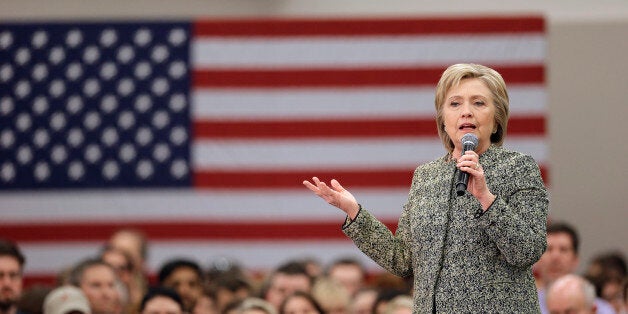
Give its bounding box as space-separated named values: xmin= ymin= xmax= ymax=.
xmin=450 ymin=102 xmax=459 ymax=107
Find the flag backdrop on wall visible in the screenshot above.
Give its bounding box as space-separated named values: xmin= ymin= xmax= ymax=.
xmin=0 ymin=16 xmax=547 ymax=284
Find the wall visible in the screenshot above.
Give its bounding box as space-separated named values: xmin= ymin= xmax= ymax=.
xmin=2 ymin=0 xmax=627 ymax=272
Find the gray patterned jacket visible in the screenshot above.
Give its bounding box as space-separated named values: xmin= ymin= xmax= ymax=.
xmin=343 ymin=145 xmax=548 ymax=313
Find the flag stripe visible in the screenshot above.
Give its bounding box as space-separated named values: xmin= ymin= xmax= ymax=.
xmin=192 ymin=86 xmax=547 ymax=119
xmin=0 ymin=221 xmax=398 ymax=243
xmin=193 ymin=116 xmax=545 ymax=139
xmin=193 ymin=16 xmax=544 ymax=37
xmin=192 ymin=65 xmax=544 ymax=88
xmin=192 ymin=35 xmax=545 ymax=69
xmin=0 ymin=189 xmax=409 ymax=222
xmin=193 ymin=165 xmax=549 ymax=189
xmin=191 ymin=138 xmax=547 ymax=170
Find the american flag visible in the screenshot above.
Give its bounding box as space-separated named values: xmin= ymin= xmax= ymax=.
xmin=0 ymin=16 xmax=547 ymax=284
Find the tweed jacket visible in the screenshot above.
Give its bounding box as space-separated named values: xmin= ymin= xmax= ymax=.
xmin=343 ymin=145 xmax=548 ymax=313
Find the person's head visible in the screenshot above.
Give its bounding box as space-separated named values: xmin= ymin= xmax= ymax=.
xmin=212 ymin=273 xmax=253 ymax=312
xmin=100 ymin=245 xmax=134 ymax=283
xmin=238 ymin=297 xmax=278 ymax=314
xmin=350 ymin=288 xmax=378 ymax=314
xmin=311 ymin=277 xmax=350 ymax=314
xmin=434 ymin=63 xmax=509 ymax=154
xmin=382 ymin=295 xmax=412 ymax=314
xmin=279 ymin=291 xmax=324 ymax=314
xmin=545 ymin=274 xmax=597 ymax=314
xmin=0 ymin=239 xmax=25 ymax=312
xmin=584 ymin=251 xmax=627 ymax=312
xmin=326 ymin=258 xmax=366 ymax=297
xmin=69 ymin=258 xmax=121 ymax=314
xmin=372 ymin=289 xmax=407 ymax=314
xmin=263 ymin=261 xmax=313 ymax=310
xmin=158 ymin=258 xmax=203 ymax=312
xmin=538 ymin=222 xmax=580 ymax=284
xmin=108 ymin=228 xmax=148 ymax=273
xmin=43 ymin=285 xmax=91 ymax=314
xmin=140 ymin=287 xmax=184 ymax=314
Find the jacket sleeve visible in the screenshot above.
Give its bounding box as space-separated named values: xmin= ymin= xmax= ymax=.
xmin=342 ymin=203 xmax=413 ymax=278
xmin=478 ymin=154 xmax=549 ymax=267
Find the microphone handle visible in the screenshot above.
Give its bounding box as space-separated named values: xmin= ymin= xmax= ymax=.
xmin=455 ymin=142 xmax=476 ymax=196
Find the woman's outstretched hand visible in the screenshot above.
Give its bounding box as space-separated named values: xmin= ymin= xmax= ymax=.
xmin=303 ymin=177 xmax=360 ymax=220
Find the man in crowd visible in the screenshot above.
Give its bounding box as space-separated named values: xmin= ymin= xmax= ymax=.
xmin=69 ymin=258 xmax=122 ymax=314
xmin=546 ymin=274 xmax=597 ymax=314
xmin=0 ymin=240 xmax=25 ymax=314
xmin=536 ymin=222 xmax=615 ymax=314
xmin=262 ymin=260 xmax=313 ymax=310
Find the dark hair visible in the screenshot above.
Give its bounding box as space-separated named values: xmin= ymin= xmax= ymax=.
xmin=547 ymin=222 xmax=580 ymax=254
xmin=140 ymin=286 xmax=184 ymax=311
xmin=158 ymin=258 xmax=203 ymax=284
xmin=279 ymin=291 xmax=324 ymax=314
xmin=326 ymin=257 xmax=366 ymax=276
xmin=0 ymin=239 xmax=25 ymax=269
xmin=68 ymin=258 xmax=113 ymax=286
xmin=259 ymin=260 xmax=312 ymax=299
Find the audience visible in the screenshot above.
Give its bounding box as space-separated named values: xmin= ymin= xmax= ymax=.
xmin=326 ymin=258 xmax=367 ymax=298
xmin=279 ymin=291 xmax=324 ymax=314
xmin=545 ymin=274 xmax=597 ymax=314
xmin=536 ymin=222 xmax=616 ymax=314
xmin=43 ymin=285 xmax=91 ymax=314
xmin=261 ymin=261 xmax=313 ymax=310
xmin=311 ymin=277 xmax=350 ymax=314
xmin=0 ymin=239 xmax=26 ymax=314
xmin=139 ymin=287 xmax=184 ymax=314
xmin=157 ymin=258 xmax=204 ymax=312
xmin=68 ymin=258 xmax=122 ymax=314
xmin=7 ymin=224 xmax=626 ymax=314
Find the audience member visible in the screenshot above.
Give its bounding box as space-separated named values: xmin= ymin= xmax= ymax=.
xmin=584 ymin=251 xmax=627 ymax=314
xmin=311 ymin=277 xmax=350 ymax=314
xmin=349 ymin=287 xmax=378 ymax=314
xmin=107 ymin=228 xmax=149 ymax=308
xmin=100 ymin=246 xmax=135 ymax=312
xmin=383 ymin=295 xmax=412 ymax=314
xmin=326 ymin=258 xmax=366 ymax=298
xmin=211 ymin=273 xmax=253 ymax=313
xmin=43 ymin=285 xmax=91 ymax=314
xmin=0 ymin=239 xmax=26 ymax=314
xmin=371 ymin=289 xmax=408 ymax=314
xmin=279 ymin=291 xmax=324 ymax=314
xmin=17 ymin=284 xmax=52 ymax=314
xmin=536 ymin=222 xmax=616 ymax=314
xmin=157 ymin=258 xmax=204 ymax=312
xmin=192 ymin=284 xmax=217 ymax=314
xmin=260 ymin=261 xmax=313 ymax=311
xmin=546 ymin=274 xmax=597 ymax=314
xmin=237 ymin=297 xmax=277 ymax=314
xmin=68 ymin=258 xmax=122 ymax=314
xmin=139 ymin=286 xmax=184 ymax=314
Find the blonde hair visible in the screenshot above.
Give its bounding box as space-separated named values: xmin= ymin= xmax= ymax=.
xmin=434 ymin=63 xmax=510 ymax=153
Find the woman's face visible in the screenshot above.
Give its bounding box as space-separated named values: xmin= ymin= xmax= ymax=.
xmin=442 ymin=78 xmax=496 ymax=155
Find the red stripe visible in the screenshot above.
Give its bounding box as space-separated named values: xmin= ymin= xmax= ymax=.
xmin=193 ymin=16 xmax=544 ymax=37
xmin=193 ymin=166 xmax=549 ymax=189
xmin=193 ymin=116 xmax=545 ymax=139
xmin=193 ymin=65 xmax=544 ymax=88
xmin=2 ymin=221 xmax=398 ymax=243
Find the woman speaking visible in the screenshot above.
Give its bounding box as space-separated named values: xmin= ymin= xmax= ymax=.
xmin=303 ymin=63 xmax=548 ymax=313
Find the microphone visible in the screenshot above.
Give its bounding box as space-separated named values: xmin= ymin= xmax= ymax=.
xmin=456 ymin=133 xmax=479 ymax=196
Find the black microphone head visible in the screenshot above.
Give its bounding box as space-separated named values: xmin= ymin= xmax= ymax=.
xmin=461 ymin=133 xmax=479 ymax=150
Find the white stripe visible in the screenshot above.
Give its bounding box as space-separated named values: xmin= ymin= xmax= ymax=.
xmin=20 ymin=241 xmax=386 ymax=274
xmin=193 ymin=138 xmax=548 ymax=170
xmin=192 ymin=86 xmax=546 ymax=120
xmin=1 ymin=189 xmax=408 ymax=222
xmin=192 ymin=35 xmax=545 ymax=68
